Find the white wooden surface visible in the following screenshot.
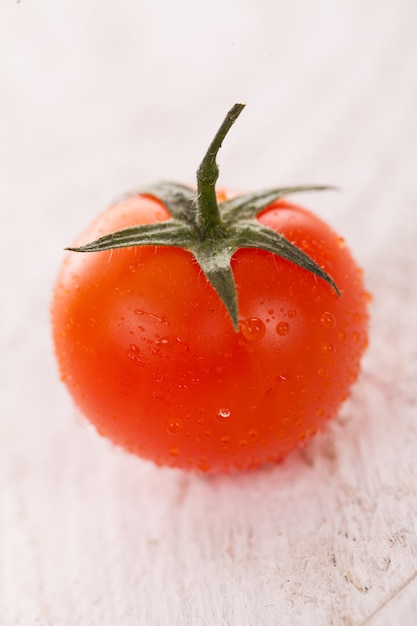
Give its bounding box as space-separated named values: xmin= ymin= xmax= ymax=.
xmin=1 ymin=1 xmax=417 ymax=624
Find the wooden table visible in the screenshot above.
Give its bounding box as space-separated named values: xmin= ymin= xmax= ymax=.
xmin=1 ymin=1 xmax=417 ymax=624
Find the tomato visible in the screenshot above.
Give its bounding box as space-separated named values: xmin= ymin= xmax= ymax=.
xmin=51 ymin=104 xmax=369 ymax=473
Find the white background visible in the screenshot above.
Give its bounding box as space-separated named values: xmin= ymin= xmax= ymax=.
xmin=1 ymin=1 xmax=417 ymax=624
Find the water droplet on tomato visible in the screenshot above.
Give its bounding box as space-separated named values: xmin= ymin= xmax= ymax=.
xmin=166 ymin=418 xmax=183 ymax=435
xmin=217 ymin=407 xmax=231 ymax=421
xmin=338 ymin=330 xmax=347 ymax=342
xmin=321 ymin=342 xmax=335 ymax=354
xmin=336 ymin=236 xmax=345 ymax=248
xmin=276 ymin=374 xmax=288 ymax=383
xmin=276 ymin=321 xmax=290 ymax=336
xmin=288 ymin=309 xmax=296 ymax=318
xmin=318 ymin=368 xmax=331 ymax=379
xmin=248 ymin=428 xmax=258 ymax=439
xmin=127 ymin=344 xmax=143 ymax=363
xmin=320 ymin=312 xmax=336 ymax=329
xmin=169 ymin=447 xmax=179 ymax=457
xmin=241 ymin=317 xmax=265 ymax=341
xmin=220 ymin=435 xmax=230 ymax=444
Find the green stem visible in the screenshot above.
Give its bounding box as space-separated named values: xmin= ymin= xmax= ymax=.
xmin=196 ymin=103 xmax=245 ymax=238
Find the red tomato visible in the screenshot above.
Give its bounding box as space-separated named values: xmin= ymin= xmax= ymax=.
xmin=51 ymin=190 xmax=369 ymax=473
xmin=52 ymin=104 xmax=370 ymax=472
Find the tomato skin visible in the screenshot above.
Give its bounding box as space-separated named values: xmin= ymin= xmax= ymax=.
xmin=51 ymin=192 xmax=369 ymax=472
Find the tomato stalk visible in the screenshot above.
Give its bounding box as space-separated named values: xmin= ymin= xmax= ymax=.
xmin=67 ymin=104 xmax=340 ymax=330
xmin=196 ymin=103 xmax=244 ymax=240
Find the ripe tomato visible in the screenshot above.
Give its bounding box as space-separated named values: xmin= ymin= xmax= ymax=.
xmin=51 ymin=104 xmax=369 ymax=473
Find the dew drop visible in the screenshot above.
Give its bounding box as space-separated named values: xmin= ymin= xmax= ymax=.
xmin=336 ymin=236 xmax=345 ymax=248
xmin=241 ymin=317 xmax=266 ymax=342
xmin=217 ymin=407 xmax=231 ymax=421
xmin=166 ymin=418 xmax=183 ymax=435
xmin=276 ymin=321 xmax=290 ymax=336
xmin=248 ymin=428 xmax=258 ymax=439
xmin=127 ymin=344 xmax=143 ymax=363
xmin=288 ymin=309 xmax=296 ymax=318
xmin=338 ymin=330 xmax=347 ymax=342
xmin=276 ymin=374 xmax=288 ymax=383
xmin=220 ymin=435 xmax=230 ymax=444
xmin=321 ymin=342 xmax=335 ymax=354
xmin=169 ymin=447 xmax=179 ymax=457
xmin=320 ymin=312 xmax=336 ymax=329
xmin=318 ymin=368 xmax=331 ymax=379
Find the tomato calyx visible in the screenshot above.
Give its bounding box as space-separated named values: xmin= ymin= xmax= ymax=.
xmin=66 ymin=103 xmax=340 ymax=330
